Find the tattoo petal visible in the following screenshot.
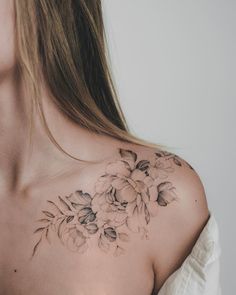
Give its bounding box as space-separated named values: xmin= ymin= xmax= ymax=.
xmin=111 ymin=178 xmax=129 ymax=190
xmin=94 ymin=174 xmax=114 ymax=193
xmin=115 ymin=185 xmax=137 ymax=203
xmin=104 ymin=227 xmax=117 ymax=242
xmin=106 ymin=160 xmax=131 ymax=177
xmin=136 ymin=159 xmax=150 ymax=171
xmin=156 ymin=181 xmax=178 ymax=206
xmin=98 ymin=234 xmax=110 ymax=252
xmin=84 ymin=223 xmax=98 ymax=234
xmin=130 ymin=169 xmax=146 ymax=182
xmin=119 ymin=148 xmax=137 ymax=164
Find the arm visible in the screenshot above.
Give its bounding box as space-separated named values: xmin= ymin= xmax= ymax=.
xmin=147 ymin=152 xmax=210 ymax=292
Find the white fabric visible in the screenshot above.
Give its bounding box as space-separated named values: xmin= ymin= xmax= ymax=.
xmin=158 ymin=211 xmax=222 ymax=295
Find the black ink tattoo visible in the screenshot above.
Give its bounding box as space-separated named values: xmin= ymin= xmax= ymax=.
xmin=31 ymin=148 xmax=192 ymax=258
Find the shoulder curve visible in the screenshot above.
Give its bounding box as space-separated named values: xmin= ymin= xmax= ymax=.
xmin=123 ymin=146 xmax=211 ymax=291
xmin=91 ymin=145 xmax=210 ymax=254
xmin=108 ymin=145 xmax=210 ymax=226
xmin=112 ymin=144 xmax=210 ymax=210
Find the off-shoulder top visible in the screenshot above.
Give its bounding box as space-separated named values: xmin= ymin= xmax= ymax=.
xmin=158 ymin=211 xmax=222 ymax=295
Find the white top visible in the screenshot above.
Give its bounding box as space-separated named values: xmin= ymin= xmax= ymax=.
xmin=158 ymin=211 xmax=222 ymax=295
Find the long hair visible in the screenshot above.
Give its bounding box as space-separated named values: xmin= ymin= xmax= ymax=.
xmin=14 ymin=0 xmax=170 ymax=163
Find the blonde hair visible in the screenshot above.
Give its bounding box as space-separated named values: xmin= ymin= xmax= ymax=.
xmin=14 ymin=0 xmax=170 ymax=163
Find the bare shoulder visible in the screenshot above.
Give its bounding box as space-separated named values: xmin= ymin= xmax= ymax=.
xmin=106 ymin=142 xmax=210 ymax=224
xmin=120 ymin=144 xmax=210 ymax=291
xmin=107 ymin=143 xmax=210 ymax=289
xmin=103 ymin=142 xmax=210 ymax=228
xmin=30 ymin=141 xmax=209 ymax=267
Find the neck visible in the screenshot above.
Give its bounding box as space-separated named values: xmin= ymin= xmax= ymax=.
xmin=0 ymin=68 xmax=119 ymax=194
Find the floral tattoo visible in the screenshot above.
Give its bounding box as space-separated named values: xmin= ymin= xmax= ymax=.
xmin=31 ymin=148 xmax=194 ymax=258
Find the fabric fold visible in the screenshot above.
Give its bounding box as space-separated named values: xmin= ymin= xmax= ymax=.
xmin=158 ymin=211 xmax=222 ymax=295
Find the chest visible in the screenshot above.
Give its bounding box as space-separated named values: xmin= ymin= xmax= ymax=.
xmin=0 ymin=188 xmax=155 ymax=295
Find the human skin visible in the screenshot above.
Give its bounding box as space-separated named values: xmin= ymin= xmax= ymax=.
xmin=0 ymin=1 xmax=153 ymax=294
xmin=0 ymin=1 xmax=210 ymax=295
xmin=0 ymin=0 xmax=124 ymax=194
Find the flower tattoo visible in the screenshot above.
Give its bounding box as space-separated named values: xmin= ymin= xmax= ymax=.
xmin=31 ymin=148 xmax=194 ymax=258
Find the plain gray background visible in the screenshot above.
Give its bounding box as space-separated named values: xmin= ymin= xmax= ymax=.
xmin=103 ymin=0 xmax=236 ymax=293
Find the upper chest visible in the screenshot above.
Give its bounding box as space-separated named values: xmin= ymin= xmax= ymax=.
xmin=0 ymin=169 xmax=155 ymax=295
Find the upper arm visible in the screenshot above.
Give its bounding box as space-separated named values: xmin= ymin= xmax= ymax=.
xmin=146 ymin=150 xmax=210 ymax=292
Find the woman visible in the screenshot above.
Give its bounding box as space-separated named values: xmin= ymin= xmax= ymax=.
xmin=0 ymin=1 xmax=221 ymax=294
